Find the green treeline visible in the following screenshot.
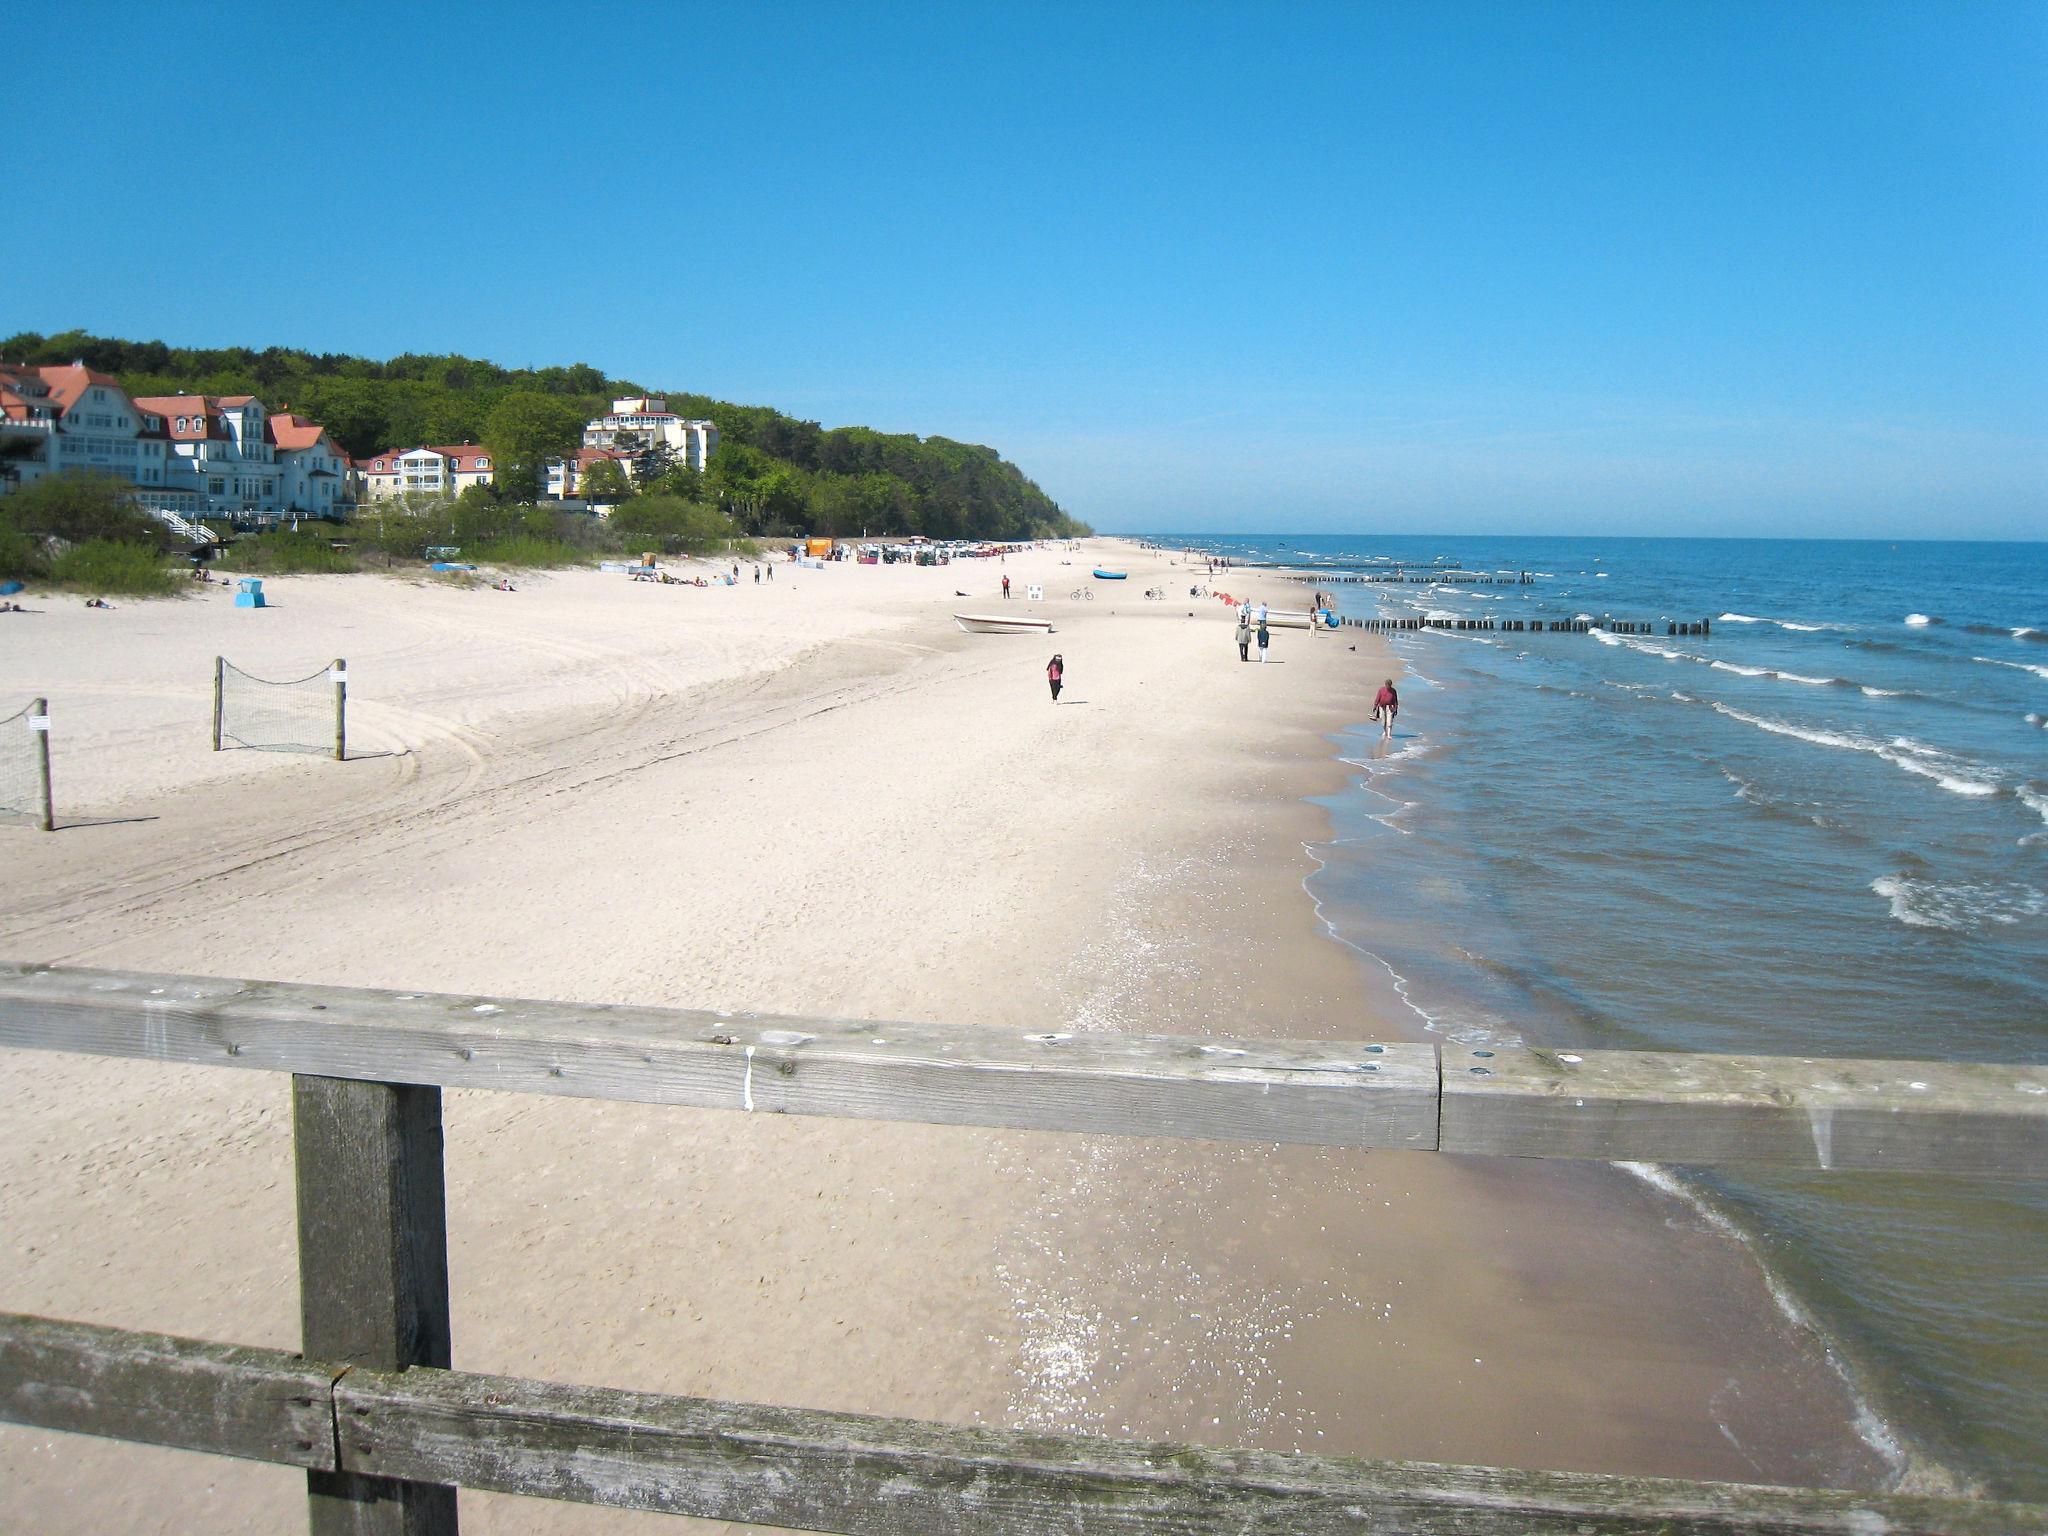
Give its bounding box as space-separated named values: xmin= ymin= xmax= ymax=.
xmin=0 ymin=330 xmax=1089 ymax=542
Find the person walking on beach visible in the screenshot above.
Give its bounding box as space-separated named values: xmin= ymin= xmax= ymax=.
xmin=1002 ymin=574 xmax=1011 ymax=600
xmin=1256 ymin=615 xmax=1270 ymax=663
xmin=1374 ymin=678 xmax=1399 ymax=741
xmin=1046 ymin=653 xmax=1064 ymax=703
xmin=1236 ymin=609 xmax=1251 ymax=661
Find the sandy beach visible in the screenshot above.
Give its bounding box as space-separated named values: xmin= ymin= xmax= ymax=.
xmin=0 ymin=537 xmax=1896 ymax=1532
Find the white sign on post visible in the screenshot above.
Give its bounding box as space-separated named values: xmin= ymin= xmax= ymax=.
xmin=1027 ymin=584 xmax=1043 ymax=602
xmin=329 ymin=667 xmax=347 ymax=684
xmin=28 ymin=715 xmax=50 ymax=732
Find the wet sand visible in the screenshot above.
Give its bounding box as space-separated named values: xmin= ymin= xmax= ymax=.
xmin=0 ymin=538 xmax=1890 ymax=1531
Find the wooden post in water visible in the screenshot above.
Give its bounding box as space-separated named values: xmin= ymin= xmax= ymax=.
xmin=211 ymin=657 xmax=224 ymax=751
xmin=333 ymin=658 xmax=347 ymax=762
xmin=293 ymin=1075 xmax=456 ymax=1534
xmin=29 ymin=698 xmax=52 ymax=832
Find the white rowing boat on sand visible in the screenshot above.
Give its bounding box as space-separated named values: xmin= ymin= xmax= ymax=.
xmin=1258 ymin=608 xmax=1332 ymax=630
xmin=954 ymin=613 xmax=1055 ymax=635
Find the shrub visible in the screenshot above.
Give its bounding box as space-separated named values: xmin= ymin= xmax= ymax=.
xmin=217 ymin=529 xmax=358 ymax=575
xmin=0 ymin=524 xmax=37 ymax=579
xmin=0 ymin=471 xmax=168 ymax=549
xmin=607 ymin=496 xmax=739 ymax=557
xmin=468 ymin=535 xmax=588 ymax=568
xmin=49 ymin=539 xmax=181 ymax=596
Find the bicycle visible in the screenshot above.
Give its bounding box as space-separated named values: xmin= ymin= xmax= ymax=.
xmin=1143 ymin=587 xmax=1165 ymax=601
xmin=1070 ymin=587 xmax=1094 ymax=601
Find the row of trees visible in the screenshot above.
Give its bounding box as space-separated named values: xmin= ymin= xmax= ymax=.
xmin=1 ymin=330 xmax=1090 ymax=542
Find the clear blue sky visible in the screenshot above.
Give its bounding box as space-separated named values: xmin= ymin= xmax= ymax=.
xmin=12 ymin=3 xmax=2045 ymax=537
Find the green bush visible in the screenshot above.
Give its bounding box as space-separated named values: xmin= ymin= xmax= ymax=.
xmin=0 ymin=524 xmax=37 ymax=579
xmin=0 ymin=471 xmax=168 ymax=550
xmin=607 ymin=496 xmax=739 ymax=557
xmin=49 ymin=539 xmax=181 ymax=596
xmin=468 ymin=535 xmax=588 ymax=568
xmin=217 ymin=529 xmax=359 ymax=574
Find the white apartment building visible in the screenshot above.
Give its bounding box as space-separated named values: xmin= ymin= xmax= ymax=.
xmin=131 ymin=392 xmax=354 ymax=525
xmin=0 ymin=364 xmax=353 ymax=525
xmin=353 ymin=445 xmax=495 ymax=501
xmin=541 ymin=446 xmax=635 ymax=503
xmin=582 ymin=397 xmax=717 ymax=470
xmin=0 ymin=364 xmax=200 ymax=516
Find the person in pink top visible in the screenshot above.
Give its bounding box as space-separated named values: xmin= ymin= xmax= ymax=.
xmin=1046 ymin=653 xmax=1064 ymax=703
xmin=1373 ymin=679 xmax=1399 ymax=741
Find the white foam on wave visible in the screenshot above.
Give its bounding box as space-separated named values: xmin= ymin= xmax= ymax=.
xmin=1614 ymin=1161 xmax=1909 ymax=1479
xmin=1862 ymin=686 xmax=1905 ymax=698
xmin=1715 ymin=612 xmax=1842 ymax=633
xmin=1975 ymin=656 xmax=2048 ymax=681
xmin=1870 ymin=875 xmax=2048 ymax=932
xmin=1905 ymin=613 xmax=1937 ymax=627
xmin=1703 ymin=701 xmax=2003 ymax=798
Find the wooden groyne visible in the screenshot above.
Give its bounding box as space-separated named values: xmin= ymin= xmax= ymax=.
xmin=1338 ymin=615 xmax=1713 ymax=637
xmin=1284 ymin=568 xmax=1537 ymax=585
xmin=2 ymin=961 xmax=2043 ymax=1535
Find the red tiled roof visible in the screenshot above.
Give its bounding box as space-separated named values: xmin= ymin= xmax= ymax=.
xmin=40 ymin=364 xmax=128 ymax=416
xmin=132 ymin=396 xmax=228 ymax=440
xmin=358 ymin=444 xmax=494 ymax=472
xmin=575 ymin=447 xmax=633 ymax=466
xmin=267 ymin=413 xmax=330 ymax=452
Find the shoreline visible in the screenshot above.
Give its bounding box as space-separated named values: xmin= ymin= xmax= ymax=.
xmin=1273 ymin=549 xmax=1964 ymax=1496
xmin=0 ymin=536 xmax=1898 ymax=1530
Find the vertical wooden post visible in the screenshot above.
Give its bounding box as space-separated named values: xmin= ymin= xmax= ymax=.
xmin=212 ymin=657 xmax=225 ymax=751
xmin=293 ymin=1075 xmax=457 ymax=1534
xmin=29 ymin=697 xmax=52 ymax=832
xmin=333 ymin=658 xmax=347 ymax=763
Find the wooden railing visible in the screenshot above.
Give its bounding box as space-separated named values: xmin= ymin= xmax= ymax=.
xmin=1 ymin=962 xmax=2043 ymax=1535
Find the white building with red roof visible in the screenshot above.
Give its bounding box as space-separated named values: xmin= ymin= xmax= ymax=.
xmin=0 ymin=364 xmax=198 ymax=516
xmin=352 ymin=444 xmax=496 ymax=502
xmin=127 ymin=392 xmax=352 ymax=524
xmin=582 ymin=396 xmax=717 ymax=469
xmin=542 ymin=446 xmax=636 ymax=503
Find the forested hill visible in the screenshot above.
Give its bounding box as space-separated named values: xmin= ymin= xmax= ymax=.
xmin=1 ymin=330 xmax=1088 ymax=541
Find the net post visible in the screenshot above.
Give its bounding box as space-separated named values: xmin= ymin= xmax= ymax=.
xmin=211 ymin=657 xmax=224 ymax=751
xmin=334 ymin=657 xmax=346 ymax=762
xmin=31 ymin=697 xmax=52 ymax=833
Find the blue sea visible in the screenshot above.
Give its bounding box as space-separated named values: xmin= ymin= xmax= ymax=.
xmin=1164 ymin=534 xmax=2047 ymax=1498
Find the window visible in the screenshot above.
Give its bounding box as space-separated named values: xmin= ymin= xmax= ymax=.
xmin=477 ymin=458 xmax=488 ymax=468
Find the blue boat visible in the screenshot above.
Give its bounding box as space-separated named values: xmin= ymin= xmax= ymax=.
xmin=1092 ymin=568 xmax=1128 ymax=580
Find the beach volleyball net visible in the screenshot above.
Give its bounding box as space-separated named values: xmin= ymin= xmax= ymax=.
xmin=0 ymin=697 xmax=54 ymax=829
xmin=214 ymin=657 xmax=345 ymax=759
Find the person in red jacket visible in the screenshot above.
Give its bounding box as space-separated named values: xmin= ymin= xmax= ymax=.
xmin=1046 ymin=653 xmax=1064 ymax=703
xmin=1373 ymin=679 xmax=1399 ymax=741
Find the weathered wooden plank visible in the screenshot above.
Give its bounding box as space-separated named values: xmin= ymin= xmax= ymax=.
xmin=295 ymin=1076 xmax=457 ymax=1534
xmin=332 ymin=1363 xmax=2041 ymax=1534
xmin=0 ymin=964 xmax=1438 ymax=1151
xmin=1441 ymin=1044 xmax=2048 ymax=1174
xmin=0 ymin=1311 xmax=334 ymax=1469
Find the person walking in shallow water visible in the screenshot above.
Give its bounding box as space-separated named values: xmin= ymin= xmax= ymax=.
xmin=1236 ymin=609 xmax=1251 ymax=661
xmin=1374 ymin=678 xmax=1399 ymax=741
xmin=1046 ymin=652 xmax=1063 ymax=703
